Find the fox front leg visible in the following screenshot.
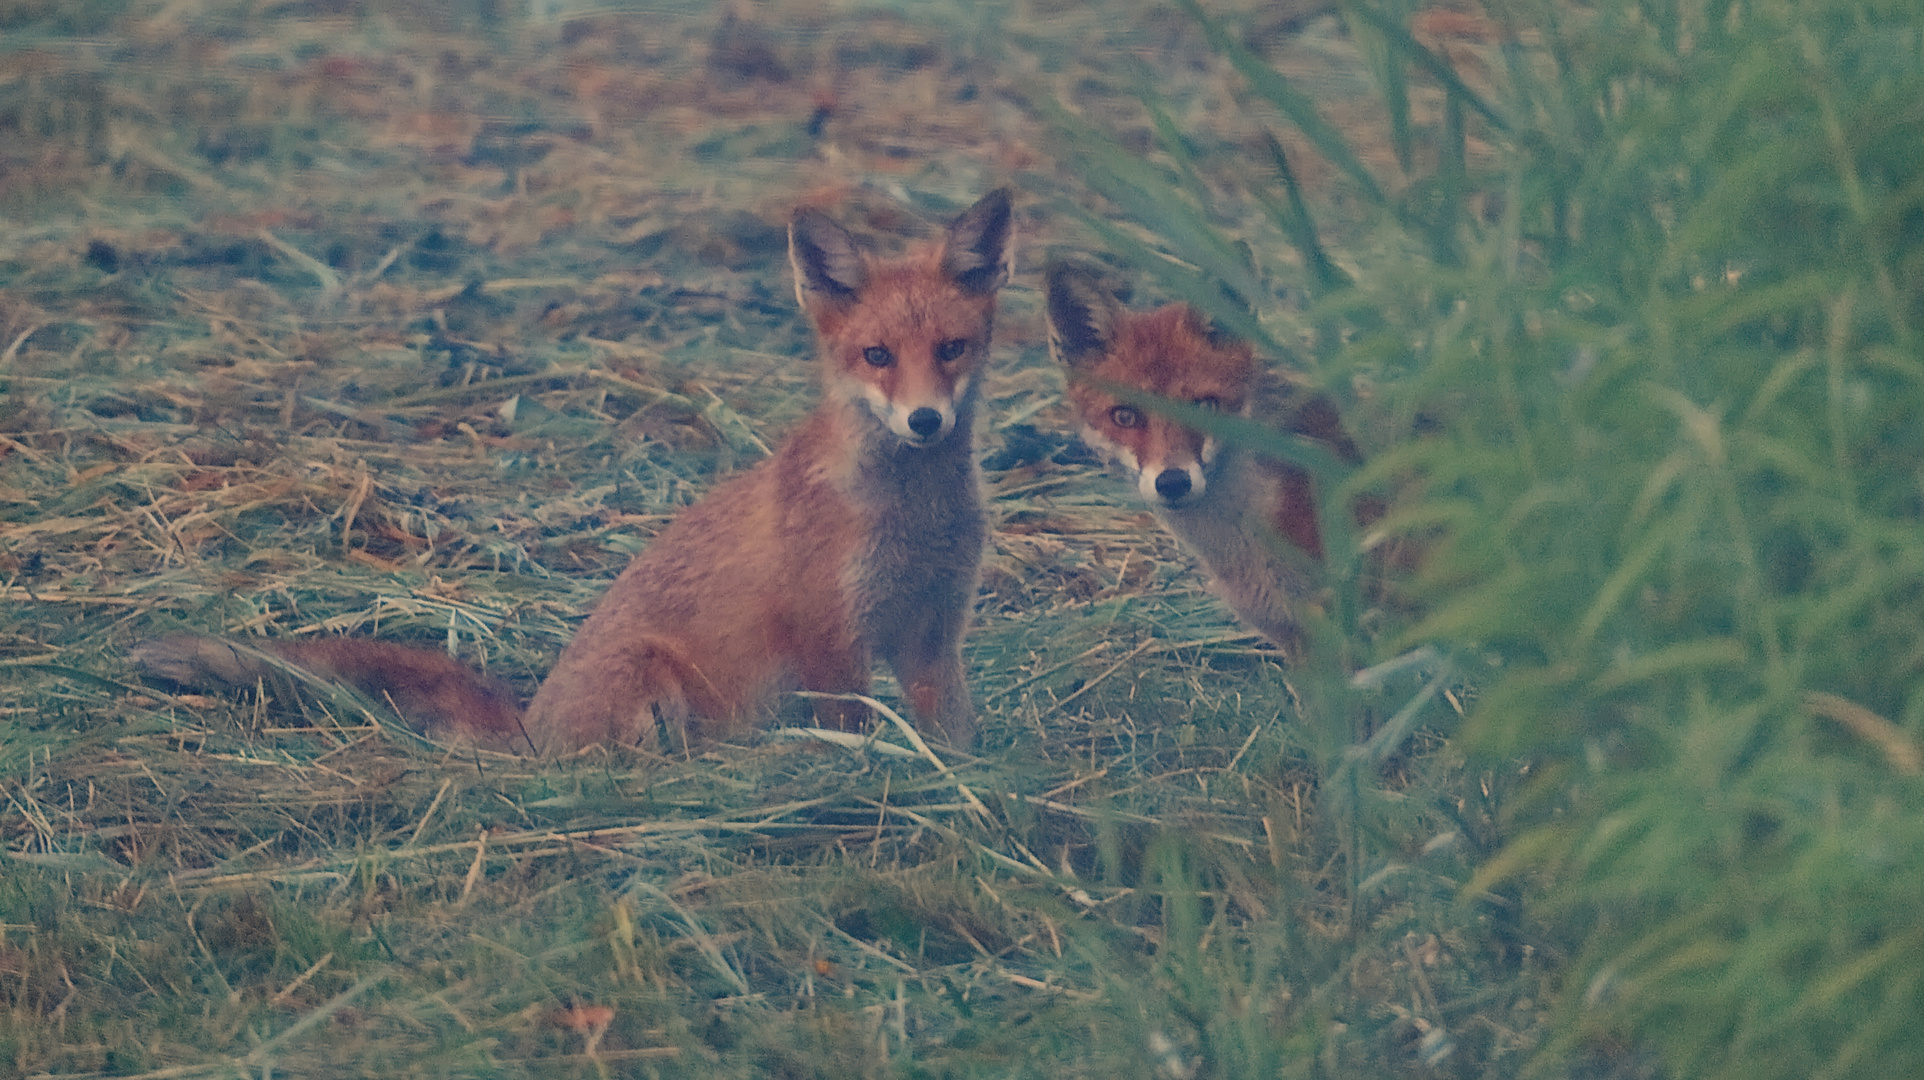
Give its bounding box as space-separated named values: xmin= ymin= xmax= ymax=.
xmin=882 ymin=619 xmax=976 ymax=749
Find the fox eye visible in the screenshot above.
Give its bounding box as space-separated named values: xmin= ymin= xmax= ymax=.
xmin=863 ymin=346 xmax=894 ymax=368
xmin=1194 ymin=396 xmax=1222 ymax=411
xmin=935 ymin=338 xmax=969 ymax=363
xmin=1110 ymin=405 xmax=1143 ymax=429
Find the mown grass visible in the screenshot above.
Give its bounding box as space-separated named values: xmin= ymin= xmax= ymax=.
xmin=3 ymin=0 xmax=1917 ymax=1077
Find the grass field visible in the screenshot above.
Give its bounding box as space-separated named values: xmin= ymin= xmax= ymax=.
xmin=3 ymin=1 xmax=1920 ymax=1077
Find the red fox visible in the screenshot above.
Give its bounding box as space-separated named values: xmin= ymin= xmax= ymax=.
xmin=134 ymin=189 xmax=1015 ymax=754
xmin=1044 ymin=260 xmax=1370 ymax=654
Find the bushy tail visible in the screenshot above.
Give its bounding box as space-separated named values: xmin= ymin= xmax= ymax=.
xmin=131 ymin=634 xmax=531 ymax=754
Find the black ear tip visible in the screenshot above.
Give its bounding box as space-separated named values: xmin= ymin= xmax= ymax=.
xmin=790 ymin=206 xmax=829 ymax=236
xmin=973 ymin=186 xmax=1012 ymax=210
xmin=1045 ymin=259 xmax=1115 ymax=361
xmin=957 ymin=187 xmax=1014 ymax=230
xmin=1045 ymin=259 xmax=1102 ymax=298
xmin=791 ymin=207 xmax=867 ymax=300
xmin=1200 ymin=306 xmax=1248 ymax=347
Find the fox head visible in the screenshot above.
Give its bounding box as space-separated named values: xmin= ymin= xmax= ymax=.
xmin=790 ymin=188 xmax=1015 ymax=447
xmin=1045 ymin=260 xmax=1259 ymax=507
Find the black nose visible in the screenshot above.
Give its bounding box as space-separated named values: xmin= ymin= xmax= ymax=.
xmin=1154 ymin=469 xmax=1192 ymax=501
xmin=906 ymin=408 xmax=944 ymax=439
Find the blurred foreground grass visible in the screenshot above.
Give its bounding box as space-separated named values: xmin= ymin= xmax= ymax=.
xmin=2 ymin=0 xmax=1919 ymax=1077
xmin=1055 ymin=1 xmax=1924 ymax=1077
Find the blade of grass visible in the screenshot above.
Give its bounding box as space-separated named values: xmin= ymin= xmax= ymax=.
xmin=1132 ymin=62 xmax=1220 ymax=217
xmin=1032 ymin=93 xmax=1267 ymax=310
xmin=1433 ymin=91 xmax=1469 ymax=265
xmin=1064 ymin=202 xmax=1278 ymax=354
xmin=1346 ymin=0 xmax=1414 ymax=174
xmin=1175 ymin=0 xmax=1388 ymax=207
xmin=1256 ymin=131 xmax=1352 ymax=294
xmin=1344 ymin=0 xmax=1511 ymax=133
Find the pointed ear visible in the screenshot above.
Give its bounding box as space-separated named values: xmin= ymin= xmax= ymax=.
xmin=940 ymin=187 xmax=1014 ymax=296
xmin=790 ymin=208 xmax=867 ymax=310
xmin=1045 ymin=260 xmax=1119 ymax=369
xmin=1201 ymin=307 xmax=1249 ymax=349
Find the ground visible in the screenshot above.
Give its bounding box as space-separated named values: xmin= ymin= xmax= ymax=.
xmin=1 ymin=3 xmax=1546 ymax=1076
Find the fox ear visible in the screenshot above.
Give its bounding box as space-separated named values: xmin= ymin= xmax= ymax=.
xmin=940 ymin=187 xmax=1015 ymax=296
xmin=790 ymin=208 xmax=868 ymax=309
xmin=1201 ymin=307 xmax=1248 ymax=349
xmin=1045 ymin=260 xmax=1118 ymax=368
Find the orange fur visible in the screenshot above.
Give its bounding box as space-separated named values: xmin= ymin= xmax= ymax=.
xmin=130 ymin=634 xmax=530 ymax=751
xmin=136 ymin=190 xmax=1015 ymax=754
xmin=1046 ymin=261 xmax=1373 ymax=652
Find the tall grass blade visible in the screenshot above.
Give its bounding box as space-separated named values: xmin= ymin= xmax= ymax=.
xmin=1431 ymin=91 xmax=1468 ymax=264
xmin=1136 ymin=72 xmax=1219 ymax=217
xmin=1346 ymin=0 xmax=1415 ymax=174
xmin=1175 ymin=0 xmax=1388 ymax=207
xmin=1345 ymin=0 xmax=1510 ymax=133
xmin=1033 ymin=94 xmax=1268 ymax=317
xmin=1065 ymin=201 xmax=1277 ymax=352
xmin=1256 ymin=132 xmax=1351 ymax=295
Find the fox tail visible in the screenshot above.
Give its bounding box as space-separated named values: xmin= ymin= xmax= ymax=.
xmin=131 ymin=633 xmax=531 ymax=754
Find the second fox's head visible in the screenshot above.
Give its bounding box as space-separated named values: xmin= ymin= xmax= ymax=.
xmin=1045 ymin=260 xmax=1258 ymax=507
xmin=790 ymin=188 xmax=1015 ymax=447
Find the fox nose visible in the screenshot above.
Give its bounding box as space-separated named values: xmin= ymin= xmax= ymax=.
xmin=906 ymin=407 xmax=944 ymax=440
xmin=1154 ymin=469 xmax=1192 ymax=501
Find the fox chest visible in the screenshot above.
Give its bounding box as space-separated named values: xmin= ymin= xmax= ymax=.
xmin=844 ymin=459 xmax=987 ymax=636
xmin=1159 ymin=458 xmax=1314 ymax=623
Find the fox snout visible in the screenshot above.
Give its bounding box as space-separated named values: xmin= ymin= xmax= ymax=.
xmin=1152 ymin=465 xmax=1200 ymax=502
xmin=1122 ymin=413 xmax=1218 ymax=507
xmin=859 ymin=365 xmax=972 ymax=446
xmin=907 ymin=406 xmax=945 ymax=440
xmin=1138 ymin=454 xmax=1209 ymax=506
xmin=874 ymin=397 xmax=956 ymax=445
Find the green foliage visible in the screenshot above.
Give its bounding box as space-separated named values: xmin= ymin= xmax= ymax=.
xmin=1443 ymin=7 xmax=1924 ymax=1077
xmin=1054 ymin=0 xmax=1924 ymax=1075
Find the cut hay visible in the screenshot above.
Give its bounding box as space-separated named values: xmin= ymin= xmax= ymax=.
xmin=1 ymin=2 xmax=1530 ymax=1076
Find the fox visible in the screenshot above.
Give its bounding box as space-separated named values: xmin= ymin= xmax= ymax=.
xmin=133 ymin=188 xmax=1015 ymax=755
xmin=1044 ymin=259 xmax=1374 ymax=655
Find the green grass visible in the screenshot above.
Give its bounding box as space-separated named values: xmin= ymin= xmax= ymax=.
xmin=3 ymin=0 xmax=1919 ymax=1077
xmin=1039 ymin=0 xmax=1924 ymax=1077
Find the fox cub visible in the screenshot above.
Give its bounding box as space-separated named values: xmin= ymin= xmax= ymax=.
xmin=1045 ymin=260 xmax=1372 ymax=654
xmin=136 ymin=189 xmax=1015 ymax=754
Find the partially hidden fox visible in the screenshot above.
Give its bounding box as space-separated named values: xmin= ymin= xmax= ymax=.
xmin=134 ymin=188 xmax=1015 ymax=754
xmin=1044 ymin=260 xmax=1375 ymax=655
